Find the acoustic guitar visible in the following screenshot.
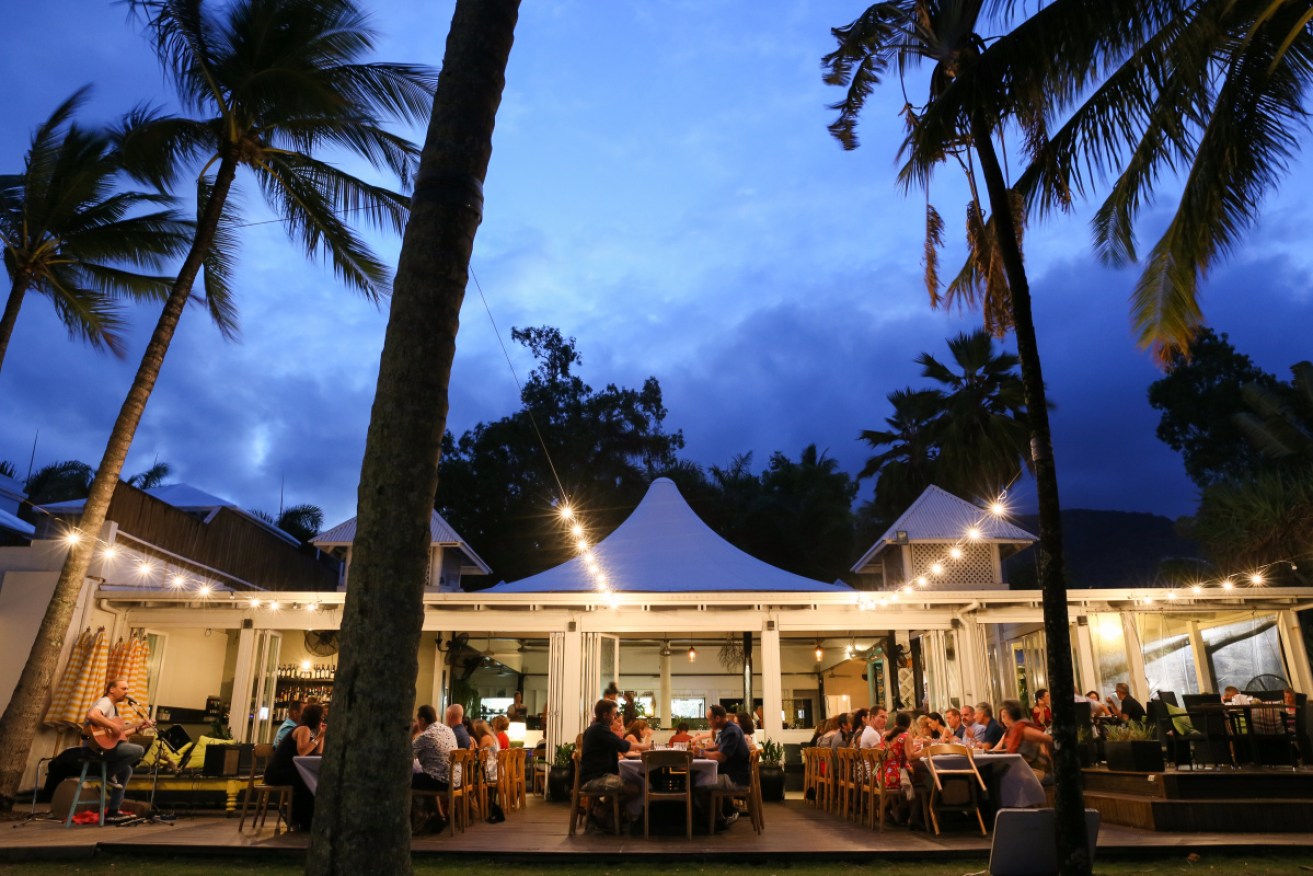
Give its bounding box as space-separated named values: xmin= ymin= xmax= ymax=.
xmin=85 ymin=715 xmax=154 ymax=750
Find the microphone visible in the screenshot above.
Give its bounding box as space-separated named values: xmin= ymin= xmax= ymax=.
xmin=126 ymin=696 xmax=139 ymax=706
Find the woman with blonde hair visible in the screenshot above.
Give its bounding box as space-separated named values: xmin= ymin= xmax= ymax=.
xmin=491 ymin=713 xmax=511 ymax=750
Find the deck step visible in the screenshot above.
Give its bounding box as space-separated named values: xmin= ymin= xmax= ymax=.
xmin=1084 ymin=791 xmax=1313 ymax=833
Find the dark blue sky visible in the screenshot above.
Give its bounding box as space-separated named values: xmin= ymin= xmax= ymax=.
xmin=2 ymin=1 xmax=1310 ymax=532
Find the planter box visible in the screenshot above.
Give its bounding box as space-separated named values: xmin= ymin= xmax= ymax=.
xmin=1105 ymin=739 xmax=1164 ymax=773
xmin=759 ymin=765 xmax=785 ymax=802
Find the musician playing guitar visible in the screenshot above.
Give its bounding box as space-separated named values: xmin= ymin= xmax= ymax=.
xmin=84 ymin=678 xmax=151 ymax=815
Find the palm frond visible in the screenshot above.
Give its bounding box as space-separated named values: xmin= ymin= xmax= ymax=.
xmin=924 ymin=201 xmax=945 ymax=304
xmin=196 ymin=174 xmax=240 ymax=339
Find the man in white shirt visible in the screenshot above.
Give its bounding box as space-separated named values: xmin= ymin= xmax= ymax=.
xmin=859 ymin=707 xmax=888 ymax=748
xmin=84 ymin=678 xmax=150 ymax=815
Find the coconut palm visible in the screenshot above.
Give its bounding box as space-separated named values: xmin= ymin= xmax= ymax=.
xmin=1016 ymin=0 xmax=1313 ymax=360
xmin=304 ymin=2 xmax=518 ymax=873
xmin=919 ymin=329 xmax=1031 ymax=497
xmin=0 ymin=88 xmax=192 ymax=378
xmin=820 ymin=3 xmax=1156 ymax=870
xmin=0 ymin=0 xmax=434 ymax=812
xmin=859 ymin=387 xmax=941 ymax=524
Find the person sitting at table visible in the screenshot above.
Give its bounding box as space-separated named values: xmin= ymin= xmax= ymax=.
xmin=878 ymin=712 xmax=913 ymax=824
xmin=492 ymin=714 xmax=512 ymax=751
xmin=1031 ymin=689 xmax=1052 ymax=728
xmin=835 ymin=712 xmax=854 ymax=747
xmin=668 ymin=722 xmax=693 ymax=747
xmin=446 ymin=704 xmax=473 ymax=749
xmin=274 ymin=699 xmax=303 ymax=748
xmin=1107 ymin=683 xmax=1147 ymax=723
xmin=907 ymin=715 xmax=934 ymax=756
xmin=1084 ymin=690 xmax=1113 ymax=720
xmin=411 ymin=705 xmax=456 ymax=832
xmin=472 ymin=720 xmax=505 ymax=821
xmin=263 ymin=702 xmax=325 ymax=831
xmin=974 ymin=703 xmax=1005 ymax=750
xmin=999 ymin=700 xmax=1053 ymax=781
xmin=623 ymin=719 xmax=653 ymax=755
xmin=849 ymin=708 xmax=868 ymax=746
xmin=859 ymin=707 xmax=888 ymax=749
xmin=735 ymin=711 xmax=757 ymax=750
xmin=959 ymin=704 xmax=986 ymax=745
xmin=944 ymin=707 xmax=965 ymax=740
xmin=925 ymin=711 xmax=952 ymax=744
xmin=580 ymin=698 xmax=649 ymax=830
xmin=697 ymin=705 xmax=751 ymax=830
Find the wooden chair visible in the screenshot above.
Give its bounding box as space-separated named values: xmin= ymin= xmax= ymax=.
xmin=835 ymin=747 xmax=864 ymax=823
xmin=510 ymin=747 xmax=527 ymax=811
xmin=862 ymin=748 xmax=899 ymax=831
xmin=568 ymin=739 xmax=621 ymax=836
xmin=237 ymin=743 xmax=292 ymax=835
xmin=707 ymin=749 xmax=762 ymax=835
xmin=494 ymin=748 xmax=514 ymax=815
xmin=446 ymin=749 xmax=476 ymax=835
xmin=811 ymin=747 xmax=836 ymax=814
xmin=924 ymin=742 xmax=986 ymax=836
xmin=801 ymin=747 xmax=817 ymax=807
xmin=642 ymin=748 xmax=694 ymax=838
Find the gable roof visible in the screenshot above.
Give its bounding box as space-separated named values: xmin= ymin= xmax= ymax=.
xmin=851 ymin=484 xmax=1037 ymax=573
xmin=42 ymin=483 xmax=301 ymax=546
xmin=313 ymin=509 xmax=492 ymax=575
xmin=488 ymin=478 xmax=849 ymax=593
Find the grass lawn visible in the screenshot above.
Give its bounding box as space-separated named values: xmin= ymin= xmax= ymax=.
xmin=3 ymin=854 xmax=1313 ymax=876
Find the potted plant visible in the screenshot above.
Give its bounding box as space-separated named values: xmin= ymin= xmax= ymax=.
xmin=547 ymin=742 xmax=575 ymax=802
xmin=758 ymin=737 xmax=786 ymax=802
xmin=1103 ymin=720 xmax=1164 ymax=773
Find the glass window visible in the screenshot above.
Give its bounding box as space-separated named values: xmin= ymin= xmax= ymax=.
xmin=1089 ymin=613 xmax=1130 ymax=693
xmin=1135 ymin=613 xmax=1200 ymax=696
xmin=671 ymin=696 xmax=705 ymax=720
xmin=1203 ymin=614 xmax=1285 ymax=691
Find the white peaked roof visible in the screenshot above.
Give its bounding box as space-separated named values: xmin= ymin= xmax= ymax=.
xmin=313 ymin=509 xmax=492 ymax=575
xmin=851 ymin=484 xmax=1037 ymax=572
xmin=488 ymin=478 xmax=849 ymax=593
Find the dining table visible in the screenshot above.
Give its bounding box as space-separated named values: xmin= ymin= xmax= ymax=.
xmin=617 ymin=755 xmax=719 ymax=819
xmin=293 ymin=755 xmax=323 ymax=795
xmin=927 ymin=751 xmax=1047 ymax=809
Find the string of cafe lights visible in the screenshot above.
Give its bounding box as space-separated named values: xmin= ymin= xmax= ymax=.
xmin=850 ymin=488 xmax=1306 ymax=611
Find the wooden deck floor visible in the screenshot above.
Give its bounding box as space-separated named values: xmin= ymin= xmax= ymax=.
xmin=3 ymin=795 xmax=1308 ymax=861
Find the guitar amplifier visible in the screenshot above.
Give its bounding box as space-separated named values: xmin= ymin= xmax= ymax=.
xmin=202 ymin=743 xmax=254 ymax=777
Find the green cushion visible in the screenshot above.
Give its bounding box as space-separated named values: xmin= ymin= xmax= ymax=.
xmin=1165 ymin=702 xmax=1195 ymax=735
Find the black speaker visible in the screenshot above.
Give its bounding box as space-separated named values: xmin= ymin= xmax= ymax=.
xmin=202 ymin=743 xmax=254 ymax=776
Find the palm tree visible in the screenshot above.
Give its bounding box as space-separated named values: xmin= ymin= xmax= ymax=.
xmin=918 ymin=329 xmax=1030 ymax=497
xmin=0 ymin=0 xmax=434 ymax=812
xmin=0 ymin=89 xmax=192 ymax=377
xmin=859 ymin=387 xmax=941 ymax=525
xmin=820 ymin=3 xmax=1154 ymax=870
xmin=1016 ymin=0 xmax=1313 ymax=360
xmin=304 ymin=2 xmax=518 ymax=873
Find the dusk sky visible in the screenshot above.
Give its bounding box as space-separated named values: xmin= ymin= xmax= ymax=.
xmin=3 ymin=1 xmax=1311 ymax=536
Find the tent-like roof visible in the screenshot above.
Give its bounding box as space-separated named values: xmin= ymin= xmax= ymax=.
xmin=313 ymin=510 xmax=491 ymax=576
xmin=851 ymin=484 xmax=1036 ymax=573
xmin=488 ymin=478 xmax=849 ymax=593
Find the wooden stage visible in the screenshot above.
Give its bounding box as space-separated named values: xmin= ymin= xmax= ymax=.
xmin=4 ymin=791 xmax=1312 ymax=862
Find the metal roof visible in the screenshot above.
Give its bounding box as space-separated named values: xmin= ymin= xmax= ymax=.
xmin=851 ymin=484 xmax=1036 ymax=572
xmin=313 ymin=509 xmax=492 ymax=575
xmin=488 ymin=478 xmax=850 ymax=594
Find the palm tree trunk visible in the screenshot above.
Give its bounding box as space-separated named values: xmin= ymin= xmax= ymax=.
xmin=0 ymin=155 xmax=238 ymax=812
xmin=0 ymin=277 xmax=29 ymax=379
xmin=304 ymin=2 xmax=519 ymax=873
xmin=970 ymin=112 xmax=1090 ymax=876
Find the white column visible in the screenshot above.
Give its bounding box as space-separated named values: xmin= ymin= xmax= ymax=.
xmin=1074 ymin=616 xmax=1098 ymax=695
xmin=229 ymin=625 xmax=257 ymax=743
xmin=659 ymin=649 xmax=672 ymax=728
xmin=761 ymin=623 xmax=782 ymax=738
xmin=1121 ymin=611 xmax=1150 ymax=701
xmin=1277 ymin=611 xmax=1313 ymax=694
xmin=432 ymin=633 xmax=447 ymax=711
xmin=1187 ymin=620 xmax=1213 ymax=693
xmin=954 ymin=616 xmax=985 ymax=707
xmin=560 ymin=627 xmax=585 ymax=745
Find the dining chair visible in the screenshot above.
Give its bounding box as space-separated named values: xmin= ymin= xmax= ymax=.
xmin=835 ymin=747 xmax=862 ymax=822
xmin=568 ymin=740 xmax=621 ymax=836
xmin=812 ymin=747 xmax=836 ymax=814
xmin=237 ymin=743 xmax=292 ymax=835
xmin=862 ymin=748 xmax=897 ymax=831
xmin=924 ymin=742 xmax=987 ymax=836
xmin=641 ymin=748 xmax=694 ymax=838
xmin=446 ymin=749 xmax=476 ymax=835
xmin=707 ymin=749 xmax=762 ymax=835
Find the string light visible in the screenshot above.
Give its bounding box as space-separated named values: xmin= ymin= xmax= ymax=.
xmin=63 ymin=530 xmax=82 ymax=546
xmin=197 ymin=583 xmax=212 ymax=597
xmin=101 ymin=545 xmax=119 ymax=561
xmin=948 ymin=547 xmax=963 ymax=560
xmin=966 ymin=528 xmax=981 ymax=541
xmin=558 ymin=504 xmax=574 ymax=521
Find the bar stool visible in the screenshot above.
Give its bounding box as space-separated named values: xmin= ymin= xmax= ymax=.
xmin=63 ymin=752 xmax=109 ymax=828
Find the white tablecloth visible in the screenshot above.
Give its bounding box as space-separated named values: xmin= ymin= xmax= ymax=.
xmin=928 ymin=752 xmax=1046 ymax=808
xmin=294 ymin=755 xmax=322 ymax=794
xmin=617 ymin=757 xmax=718 ymax=818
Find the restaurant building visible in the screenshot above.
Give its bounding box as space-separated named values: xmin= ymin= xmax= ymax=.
xmin=1 ymin=476 xmax=1310 ymax=794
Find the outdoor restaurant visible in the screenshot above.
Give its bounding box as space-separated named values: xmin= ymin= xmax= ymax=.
xmin=1 ymin=473 xmax=1311 ymax=844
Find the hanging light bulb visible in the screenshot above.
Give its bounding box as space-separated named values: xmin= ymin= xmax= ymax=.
xmin=989 ymin=501 xmax=1006 ymax=517
xmin=948 ymin=547 xmax=963 ymax=560
xmin=930 ymin=563 xmax=945 ymax=576
xmin=1248 ymin=573 xmax=1264 ymax=586
xmin=814 ymin=642 xmax=824 ymax=662
xmin=558 ymin=504 xmax=574 ymax=521
xmin=687 ymin=644 xmax=697 ymax=662
xmin=571 ymin=524 xmax=584 ymax=538
xmin=63 ymin=530 xmax=83 ymax=546
xmin=966 ymin=527 xmax=982 ymax=541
